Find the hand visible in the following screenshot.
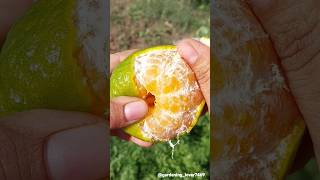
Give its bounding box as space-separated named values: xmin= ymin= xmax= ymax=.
xmin=0 ymin=1 xmax=109 ymax=179
xmin=0 ymin=0 xmax=33 ymax=45
xmin=177 ymin=39 xmax=210 ymax=111
xmin=0 ymin=109 xmax=108 ymax=180
xmin=110 ymin=50 xmax=152 ymax=147
xmin=249 ymin=0 xmax=320 ymax=169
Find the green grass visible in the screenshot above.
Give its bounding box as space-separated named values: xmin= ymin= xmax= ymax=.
xmin=110 ymin=0 xmax=210 ymax=53
xmin=110 ymin=114 xmax=210 ymax=180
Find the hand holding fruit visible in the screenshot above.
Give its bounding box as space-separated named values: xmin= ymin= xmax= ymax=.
xmin=110 ymin=40 xmax=210 ymax=142
xmin=0 ymin=0 xmax=110 ymax=179
xmin=109 ymin=41 xmax=210 ymax=144
xmin=110 ymin=50 xmax=152 ymax=147
xmin=177 ymin=39 xmax=210 ymax=110
xmin=249 ymin=0 xmax=320 ymax=167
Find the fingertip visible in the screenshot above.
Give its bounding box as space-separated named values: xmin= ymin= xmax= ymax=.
xmin=110 ymin=97 xmax=148 ymax=129
xmin=124 ymin=100 xmax=148 ymax=123
xmin=130 ymin=136 xmax=153 ymax=148
xmin=177 ymin=40 xmax=199 ymax=65
xmin=111 ymin=130 xmax=153 ymax=148
xmin=111 ymin=129 xmax=131 ymax=141
xmin=110 ymin=49 xmax=139 ymax=72
xmin=117 ymin=49 xmax=139 ymax=62
xmin=46 ymin=123 xmax=108 ymax=180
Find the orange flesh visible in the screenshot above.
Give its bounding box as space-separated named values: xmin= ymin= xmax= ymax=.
xmin=134 ymin=48 xmax=204 ymax=141
xmin=212 ymin=1 xmax=305 ymax=178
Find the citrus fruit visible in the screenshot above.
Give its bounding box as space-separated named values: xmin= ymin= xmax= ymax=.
xmin=0 ymin=0 xmax=107 ymax=117
xmin=212 ymin=0 xmax=305 ymax=179
xmin=110 ymin=45 xmax=206 ymax=142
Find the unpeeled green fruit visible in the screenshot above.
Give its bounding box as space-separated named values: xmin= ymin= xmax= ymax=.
xmin=0 ymin=0 xmax=107 ymax=117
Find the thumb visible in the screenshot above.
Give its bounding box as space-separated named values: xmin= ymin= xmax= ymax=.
xmin=177 ymin=39 xmax=210 ymax=110
xmin=110 ymin=96 xmax=148 ymax=129
xmin=0 ymin=109 xmax=108 ymax=180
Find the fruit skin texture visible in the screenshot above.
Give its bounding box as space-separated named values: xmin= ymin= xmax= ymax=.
xmin=110 ymin=45 xmax=205 ymax=142
xmin=212 ymin=0 xmax=305 ymax=179
xmin=0 ymin=0 xmax=106 ymax=117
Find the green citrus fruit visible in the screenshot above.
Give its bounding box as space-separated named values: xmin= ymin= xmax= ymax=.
xmin=0 ymin=0 xmax=107 ymax=117
xmin=110 ymin=45 xmax=206 ymax=142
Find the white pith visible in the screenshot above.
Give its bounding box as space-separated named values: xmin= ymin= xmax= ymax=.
xmin=75 ymin=0 xmax=107 ymax=100
xmin=212 ymin=1 xmax=304 ymax=179
xmin=134 ymin=48 xmax=203 ymax=141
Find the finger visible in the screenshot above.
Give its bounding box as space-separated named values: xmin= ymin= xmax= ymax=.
xmin=111 ymin=130 xmax=153 ymax=147
xmin=110 ymin=96 xmax=148 ymax=129
xmin=110 ymin=49 xmax=138 ymax=72
xmin=111 ymin=129 xmax=131 ymax=141
xmin=0 ymin=109 xmax=107 ymax=180
xmin=248 ymin=0 xmax=320 ymax=70
xmin=130 ymin=136 xmax=153 ymax=147
xmin=46 ymin=122 xmax=108 ymax=180
xmin=177 ymin=39 xmax=210 ymax=110
xmin=0 ymin=0 xmax=33 ymax=45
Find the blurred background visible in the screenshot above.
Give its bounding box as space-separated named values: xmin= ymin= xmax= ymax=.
xmin=110 ymin=0 xmax=210 ymax=53
xmin=110 ymin=0 xmax=210 ymax=179
xmin=287 ymin=159 xmax=320 ymax=179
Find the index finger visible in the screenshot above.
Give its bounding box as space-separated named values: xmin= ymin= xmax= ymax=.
xmin=110 ymin=49 xmax=138 ymax=73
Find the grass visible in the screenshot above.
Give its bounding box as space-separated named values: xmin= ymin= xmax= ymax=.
xmin=110 ymin=0 xmax=210 ymax=53
xmin=110 ymin=115 xmax=210 ymax=180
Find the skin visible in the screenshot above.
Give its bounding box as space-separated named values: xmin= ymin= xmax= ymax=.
xmin=1 ymin=0 xmax=318 ymax=178
xmin=177 ymin=39 xmax=210 ymax=112
xmin=109 ymin=50 xmax=152 ymax=147
xmin=0 ymin=109 xmax=108 ymax=180
xmin=0 ymin=0 xmax=33 ymax=45
xmin=0 ymin=0 xmax=152 ymax=179
xmin=248 ymin=0 xmax=320 ymax=168
xmin=110 ymin=42 xmax=211 ymax=145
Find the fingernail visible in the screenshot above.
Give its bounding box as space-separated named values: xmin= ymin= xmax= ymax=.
xmin=177 ymin=41 xmax=199 ymax=65
xmin=46 ymin=123 xmax=108 ymax=180
xmin=124 ymin=100 xmax=148 ymax=122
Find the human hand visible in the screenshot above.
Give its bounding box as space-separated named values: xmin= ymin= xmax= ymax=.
xmin=0 ymin=2 xmax=108 ymax=179
xmin=0 ymin=109 xmax=108 ymax=180
xmin=110 ymin=50 xmax=152 ymax=147
xmin=177 ymin=39 xmax=210 ymax=111
xmin=0 ymin=0 xmax=33 ymax=45
xmin=248 ymin=0 xmax=320 ymax=169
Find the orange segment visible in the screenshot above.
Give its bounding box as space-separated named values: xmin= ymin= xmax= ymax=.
xmin=145 ymin=80 xmax=157 ymax=94
xmin=162 ymin=76 xmax=181 ymax=93
xmin=133 ymin=47 xmax=204 ymax=141
xmin=212 ymin=1 xmax=305 ymax=179
xmin=146 ymin=67 xmax=159 ymax=77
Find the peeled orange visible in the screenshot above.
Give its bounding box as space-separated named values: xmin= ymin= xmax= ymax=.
xmin=110 ymin=45 xmax=206 ymax=142
xmin=212 ymin=1 xmax=305 ymax=179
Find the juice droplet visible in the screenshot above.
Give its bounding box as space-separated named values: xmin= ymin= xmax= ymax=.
xmin=168 ymin=139 xmax=180 ymax=159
